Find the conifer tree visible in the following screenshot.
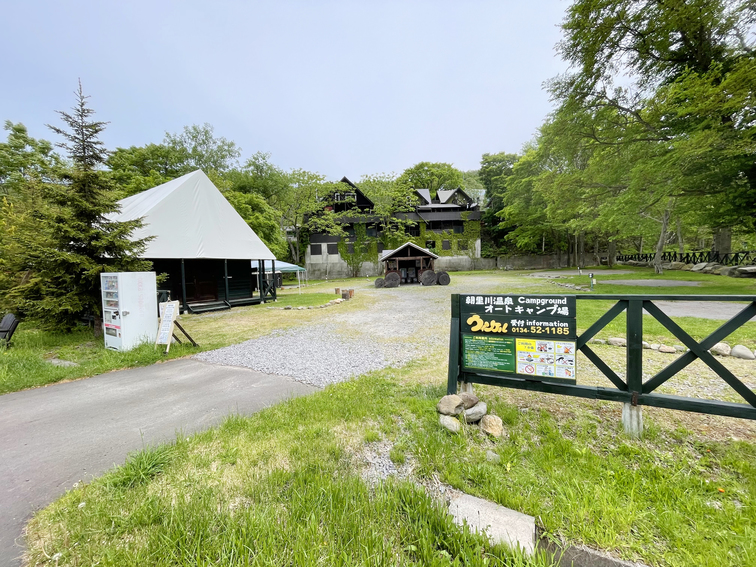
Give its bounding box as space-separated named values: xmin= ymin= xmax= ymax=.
xmin=4 ymin=81 xmax=151 ymax=330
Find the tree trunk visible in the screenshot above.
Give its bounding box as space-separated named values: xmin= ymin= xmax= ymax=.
xmin=652 ymin=207 xmax=671 ymax=275
xmin=566 ymin=231 xmax=571 ymax=267
xmin=711 ymin=227 xmax=732 ymax=262
xmin=608 ymin=239 xmax=617 ymax=268
xmin=676 ymin=218 xmax=684 ymax=255
xmin=593 ymin=238 xmax=600 ymax=266
xmin=639 ymin=235 xmax=643 ymax=255
xmin=578 ymin=231 xmax=586 ymax=269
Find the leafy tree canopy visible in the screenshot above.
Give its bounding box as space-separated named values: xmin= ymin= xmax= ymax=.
xmin=397 ymin=161 xmax=464 ymax=198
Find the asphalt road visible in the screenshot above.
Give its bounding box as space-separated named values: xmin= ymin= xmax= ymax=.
xmin=0 ymin=359 xmax=315 ymax=567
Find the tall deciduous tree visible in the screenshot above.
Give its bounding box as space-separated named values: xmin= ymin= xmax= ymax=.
xmin=164 ymin=123 xmax=241 ymax=174
xmin=397 ymin=162 xmax=464 ymax=198
xmin=2 ymin=82 xmax=151 ymax=330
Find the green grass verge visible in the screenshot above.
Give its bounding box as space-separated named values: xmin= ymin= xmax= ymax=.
xmin=26 ymin=367 xmax=756 ymax=566
xmin=0 ymin=290 xmax=341 ymax=395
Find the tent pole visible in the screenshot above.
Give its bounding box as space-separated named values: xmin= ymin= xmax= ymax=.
xmin=224 ymin=259 xmax=229 ymax=304
xmin=258 ymin=260 xmax=264 ymax=303
xmin=271 ymin=259 xmax=276 ymax=300
xmin=181 ymin=259 xmax=188 ymax=314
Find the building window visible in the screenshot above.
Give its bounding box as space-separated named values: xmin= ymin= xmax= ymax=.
xmin=310 ymin=244 xmax=322 ymax=256
xmin=327 ymin=243 xmax=339 ymax=255
xmin=408 ymin=226 xmax=420 ymax=237
xmin=453 ymin=224 xmax=464 ymax=234
xmin=442 ymin=240 xmax=451 ymax=250
xmin=377 ymin=242 xmax=384 ymax=253
xmin=426 ymin=240 xmax=436 ymax=250
xmin=347 ymin=243 xmax=355 ymax=254
xmin=458 ymin=240 xmax=469 ymax=251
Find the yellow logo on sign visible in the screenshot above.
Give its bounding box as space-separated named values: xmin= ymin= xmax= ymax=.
xmin=466 ymin=314 xmax=509 ymax=334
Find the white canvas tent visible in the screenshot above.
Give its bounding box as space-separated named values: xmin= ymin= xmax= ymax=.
xmin=111 ymin=170 xmax=278 ymax=312
xmin=111 ymin=170 xmax=275 ymax=260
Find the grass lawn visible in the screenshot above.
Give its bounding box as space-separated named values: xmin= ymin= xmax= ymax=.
xmin=25 ymin=360 xmax=756 ymax=566
xmin=0 ymin=289 xmax=341 ymax=395
xmin=12 ymin=267 xmax=756 ymax=566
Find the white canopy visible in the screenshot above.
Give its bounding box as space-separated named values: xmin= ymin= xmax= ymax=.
xmin=111 ymin=170 xmax=275 ymax=260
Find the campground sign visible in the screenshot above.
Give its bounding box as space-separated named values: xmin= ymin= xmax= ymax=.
xmin=458 ymin=294 xmax=577 ymax=384
xmin=447 ymin=292 xmax=756 ymax=423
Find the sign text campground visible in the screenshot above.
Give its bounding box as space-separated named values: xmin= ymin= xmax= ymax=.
xmin=459 ymin=294 xmax=577 ymax=384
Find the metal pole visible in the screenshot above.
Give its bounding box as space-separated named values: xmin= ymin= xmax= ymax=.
xmin=271 ymin=259 xmax=276 ymax=300
xmin=224 ymin=259 xmax=229 ymax=303
xmin=180 ymin=259 xmax=188 ymax=314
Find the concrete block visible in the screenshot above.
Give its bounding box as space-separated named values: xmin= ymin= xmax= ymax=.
xmin=449 ymin=494 xmax=535 ymax=554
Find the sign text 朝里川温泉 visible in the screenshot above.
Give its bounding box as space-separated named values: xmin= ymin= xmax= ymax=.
xmin=459 ymin=294 xmax=577 ymax=384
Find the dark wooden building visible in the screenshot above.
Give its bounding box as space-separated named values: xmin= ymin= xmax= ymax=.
xmin=379 ymin=242 xmax=439 ymax=284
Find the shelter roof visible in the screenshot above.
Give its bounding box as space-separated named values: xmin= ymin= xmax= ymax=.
xmin=110 ymin=170 xmax=275 ymax=261
xmin=379 ymin=241 xmax=439 ymax=262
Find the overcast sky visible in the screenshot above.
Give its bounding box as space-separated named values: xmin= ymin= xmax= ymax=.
xmin=1 ymin=1 xmax=569 ymax=180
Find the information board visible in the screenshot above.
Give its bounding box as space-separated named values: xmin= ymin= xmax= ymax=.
xmin=459 ymin=294 xmax=577 ymax=384
xmin=156 ymin=301 xmax=180 ymax=350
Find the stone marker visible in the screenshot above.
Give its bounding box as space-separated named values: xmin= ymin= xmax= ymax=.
xmin=710 ymin=342 xmax=731 ymax=356
xmin=480 ymin=415 xmax=504 ymax=438
xmin=437 ymin=395 xmax=464 ymax=416
xmin=608 ymin=337 xmax=627 ymax=347
xmin=449 ymin=494 xmax=535 ymax=554
xmin=439 ymin=414 xmax=461 ymax=433
xmin=731 ymin=345 xmax=756 ymax=360
xmin=458 ymin=392 xmax=479 ymax=409
xmin=464 ymin=401 xmax=487 ymax=423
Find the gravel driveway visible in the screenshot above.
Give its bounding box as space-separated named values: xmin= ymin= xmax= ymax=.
xmin=196 ymin=274 xmax=537 ymax=387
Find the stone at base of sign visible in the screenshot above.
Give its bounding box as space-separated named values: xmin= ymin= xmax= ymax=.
xmin=437 ymin=394 xmax=464 ymax=416
xmin=480 ymin=415 xmax=504 ymax=438
xmin=439 ymin=414 xmax=461 ymax=433
xmin=464 ymin=401 xmax=487 ymax=423
xmin=458 ymin=391 xmax=479 ymax=409
xmin=622 ymin=404 xmax=643 ymax=438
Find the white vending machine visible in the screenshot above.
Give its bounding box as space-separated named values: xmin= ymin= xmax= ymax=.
xmin=100 ymin=272 xmax=158 ymax=351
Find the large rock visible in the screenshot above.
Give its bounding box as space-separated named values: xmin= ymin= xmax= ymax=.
xmin=736 ymin=266 xmax=756 ymax=277
xmin=691 ymin=262 xmax=708 ymax=272
xmin=458 ymin=392 xmax=479 ymax=409
xmin=437 ymin=394 xmax=464 ymax=416
xmin=480 ymin=415 xmax=504 ymax=438
xmin=440 ymin=415 xmax=461 ymax=433
xmin=464 ymin=401 xmax=488 ymax=423
xmin=720 ymin=266 xmax=737 ymax=277
xmin=669 ymin=262 xmax=686 ymax=270
xmin=710 ymin=342 xmax=731 ymax=356
xmin=658 ymin=345 xmax=676 ymax=354
xmin=731 ymin=345 xmax=756 ymax=360
xmin=608 ymin=337 xmax=627 ymax=347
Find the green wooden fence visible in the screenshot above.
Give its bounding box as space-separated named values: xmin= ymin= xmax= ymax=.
xmin=447 ymin=294 xmax=756 ymax=420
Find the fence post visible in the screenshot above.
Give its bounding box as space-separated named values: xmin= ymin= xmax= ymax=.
xmin=624 ymin=299 xmax=644 ymax=437
xmin=447 ymin=295 xmax=461 ymax=395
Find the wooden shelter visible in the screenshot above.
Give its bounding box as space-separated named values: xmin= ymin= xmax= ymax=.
xmin=380 ymin=242 xmax=439 ymax=284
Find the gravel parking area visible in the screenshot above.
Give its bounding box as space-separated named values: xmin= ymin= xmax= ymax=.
xmin=195 ymin=324 xmax=420 ymax=388
xmin=195 ymin=273 xmax=537 ymax=388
